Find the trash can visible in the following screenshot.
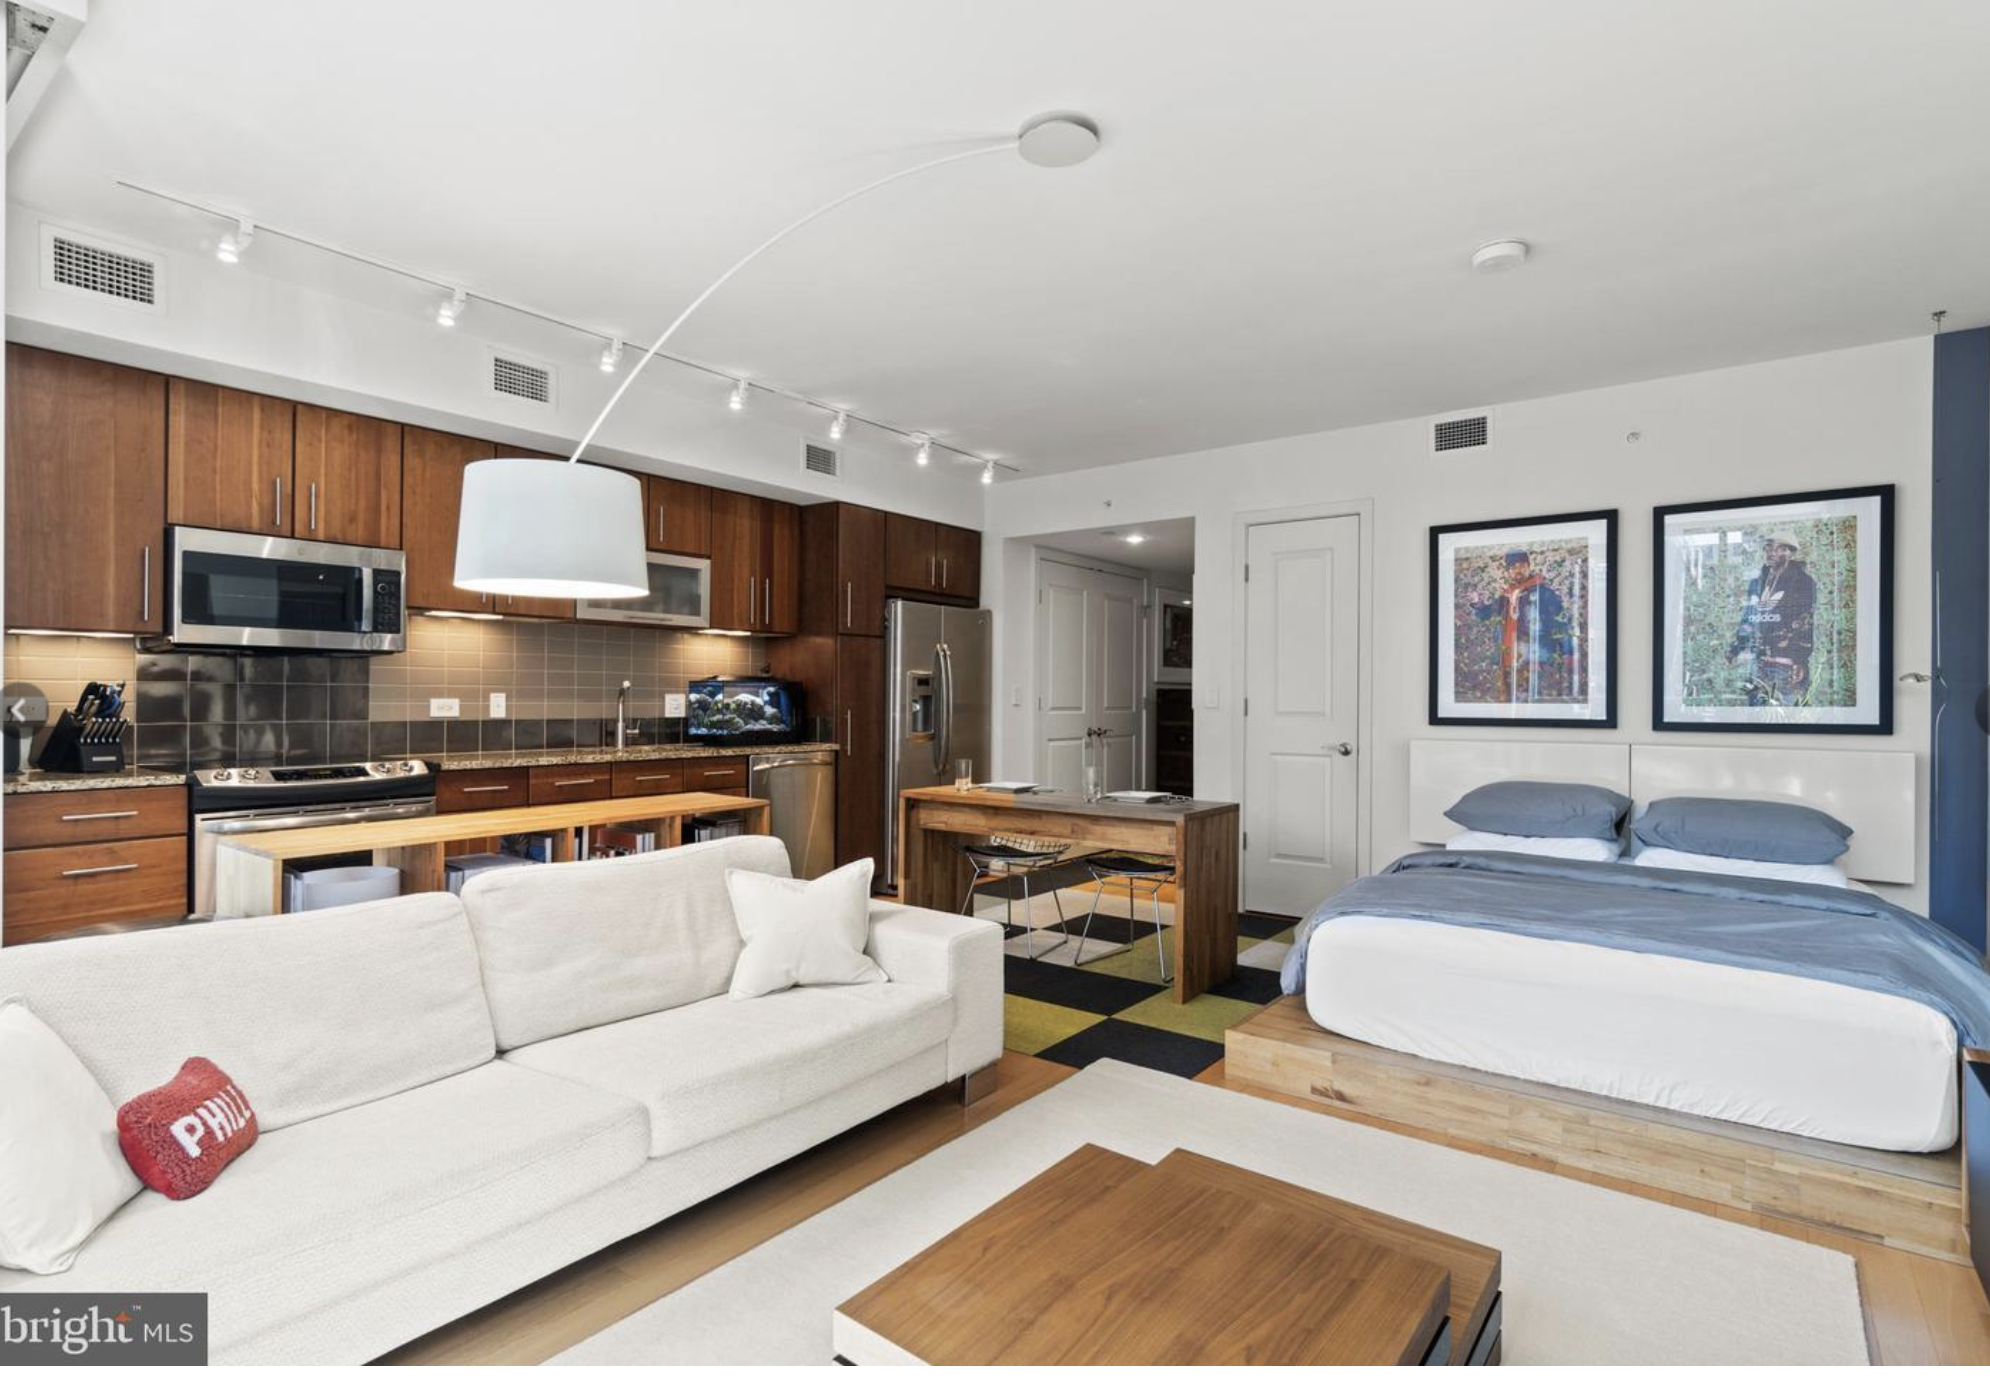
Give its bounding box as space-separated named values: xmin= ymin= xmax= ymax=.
xmin=284 ymin=864 xmax=401 ymax=913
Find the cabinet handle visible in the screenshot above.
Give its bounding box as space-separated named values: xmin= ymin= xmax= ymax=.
xmin=274 ymin=475 xmax=284 ymax=529
xmin=655 ymin=502 xmax=665 ymax=539
xmin=61 ymin=863 xmax=138 ymax=878
xmin=553 ymin=778 xmax=602 ymax=788
xmin=845 ymin=580 xmax=852 ymax=628
xmin=929 ymin=555 xmax=936 ymax=587
xmin=308 ymin=481 xmax=319 ymax=534
xmin=59 ymin=810 xmax=138 ymax=822
xmin=845 ymin=708 xmax=852 ymax=755
xmin=748 ymin=573 xmax=757 ymax=629
xmin=942 ymin=556 xmax=949 ymax=588
xmin=141 ymin=545 xmax=152 ymax=623
xmin=459 ymin=784 xmax=514 ymax=794
xmin=632 ymin=773 xmax=673 ymax=783
xmin=703 ymin=768 xmax=734 ymax=778
xmin=763 ymin=576 xmax=772 ymax=626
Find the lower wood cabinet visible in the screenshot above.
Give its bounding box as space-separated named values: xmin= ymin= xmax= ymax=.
xmin=2 ymin=786 xmax=190 ymax=945
xmin=435 ymin=768 xmax=530 ymax=813
xmin=527 ymin=763 xmax=615 ymax=805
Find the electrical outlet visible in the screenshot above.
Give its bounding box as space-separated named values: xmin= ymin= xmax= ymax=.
xmin=488 ymin=692 xmax=507 ymax=718
xmin=430 ymin=697 xmax=460 ymax=718
xmin=663 ymin=692 xmax=687 ymax=718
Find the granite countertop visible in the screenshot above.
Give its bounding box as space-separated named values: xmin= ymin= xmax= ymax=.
xmin=429 ymin=742 xmax=840 ymax=772
xmin=3 ymin=768 xmax=189 ymax=795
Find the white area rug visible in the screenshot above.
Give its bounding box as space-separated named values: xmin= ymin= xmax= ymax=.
xmin=552 ymin=1060 xmax=1868 ymax=1366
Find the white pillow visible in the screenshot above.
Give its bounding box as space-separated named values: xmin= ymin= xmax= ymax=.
xmin=725 ymin=859 xmax=887 ymax=999
xmin=1630 ymin=846 xmax=1850 ymax=889
xmin=0 ymin=997 xmax=142 ymax=1274
xmin=1446 ymin=830 xmax=1621 ymax=863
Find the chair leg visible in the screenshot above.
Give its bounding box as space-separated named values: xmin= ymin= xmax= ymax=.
xmin=1147 ymin=880 xmax=1173 ymax=984
xmin=958 ymin=872 xmax=979 ymax=920
xmin=1072 ymin=877 xmax=1106 ymax=966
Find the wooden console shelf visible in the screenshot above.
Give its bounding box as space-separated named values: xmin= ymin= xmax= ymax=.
xmin=212 ymin=792 xmax=768 ymax=917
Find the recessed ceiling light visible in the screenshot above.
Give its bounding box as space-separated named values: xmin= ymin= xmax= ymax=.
xmin=1471 ymin=239 xmax=1530 ymax=273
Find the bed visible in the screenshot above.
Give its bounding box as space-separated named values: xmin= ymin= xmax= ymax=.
xmin=1288 ymin=740 xmax=1976 ymax=1155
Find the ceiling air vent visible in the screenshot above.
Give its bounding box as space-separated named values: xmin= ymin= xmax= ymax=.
xmin=487 ymin=350 xmax=554 ymax=406
xmin=40 ymin=224 xmax=161 ymax=310
xmin=801 ymin=439 xmax=840 ymax=478
xmin=1430 ymin=412 xmax=1491 ymax=455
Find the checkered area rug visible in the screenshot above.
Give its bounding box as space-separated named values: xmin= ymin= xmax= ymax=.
xmin=967 ymin=869 xmax=1296 ymax=1079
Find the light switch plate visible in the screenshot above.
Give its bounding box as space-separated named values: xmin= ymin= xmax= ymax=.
xmin=430 ymin=697 xmax=461 ymax=718
xmin=663 ymin=693 xmax=687 ymax=718
xmin=488 ymin=692 xmax=507 ymax=717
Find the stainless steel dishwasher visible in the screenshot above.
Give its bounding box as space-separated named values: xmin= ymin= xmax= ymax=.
xmin=748 ymin=750 xmax=836 ymax=879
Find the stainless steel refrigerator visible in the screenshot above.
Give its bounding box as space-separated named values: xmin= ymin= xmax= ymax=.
xmin=884 ymin=599 xmax=992 ymax=891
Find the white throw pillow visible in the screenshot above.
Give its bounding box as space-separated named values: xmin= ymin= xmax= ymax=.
xmin=1630 ymin=846 xmax=1851 ymax=889
xmin=725 ymin=859 xmax=887 ymax=1000
xmin=0 ymin=997 xmax=142 ymax=1274
xmin=1446 ymin=830 xmax=1621 ymax=863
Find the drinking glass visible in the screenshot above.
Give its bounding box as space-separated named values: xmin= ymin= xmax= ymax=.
xmin=955 ymin=758 xmax=974 ymax=792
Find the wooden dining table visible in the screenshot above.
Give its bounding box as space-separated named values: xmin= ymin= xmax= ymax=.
xmin=896 ymin=785 xmax=1240 ymax=1001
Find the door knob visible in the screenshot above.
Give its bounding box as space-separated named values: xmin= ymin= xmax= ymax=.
xmin=1332 ymin=742 xmax=1354 ymax=756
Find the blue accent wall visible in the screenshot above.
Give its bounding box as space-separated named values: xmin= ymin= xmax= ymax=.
xmin=1930 ymin=327 xmax=1989 ymax=955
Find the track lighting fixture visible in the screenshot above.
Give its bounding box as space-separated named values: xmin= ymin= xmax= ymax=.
xmin=215 ymin=218 xmax=255 ymax=264
xmin=599 ymin=338 xmax=623 ymax=373
xmin=436 ymin=288 xmax=466 ymax=328
xmin=913 ymin=433 xmax=932 ymax=467
xmin=728 ymin=379 xmax=749 ymax=412
xmin=981 ymin=460 xmax=995 ymax=486
xmin=828 ymin=410 xmax=848 ymax=442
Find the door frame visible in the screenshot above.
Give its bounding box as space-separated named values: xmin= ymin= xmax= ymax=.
xmin=1231 ymin=500 xmax=1375 ymax=912
xmin=1029 ymin=546 xmax=1152 ymax=786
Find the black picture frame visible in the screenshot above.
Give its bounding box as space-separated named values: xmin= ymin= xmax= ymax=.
xmin=1651 ymin=484 xmax=1894 ymax=735
xmin=1428 ymin=508 xmax=1618 ymax=728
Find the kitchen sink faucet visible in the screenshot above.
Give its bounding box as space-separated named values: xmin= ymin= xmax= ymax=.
xmin=616 ymin=680 xmax=635 ymax=750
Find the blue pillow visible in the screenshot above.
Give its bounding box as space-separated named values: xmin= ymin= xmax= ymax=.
xmin=1445 ymin=781 xmax=1631 ymax=841
xmin=1631 ymin=797 xmax=1852 ymax=866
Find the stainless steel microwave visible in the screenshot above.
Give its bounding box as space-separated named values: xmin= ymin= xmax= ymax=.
xmin=164 ymin=526 xmax=406 ymax=653
xmin=574 ymin=552 xmax=711 ymax=629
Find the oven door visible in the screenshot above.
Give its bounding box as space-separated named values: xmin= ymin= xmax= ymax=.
xmin=169 ymin=527 xmax=406 ymax=652
xmin=575 ymin=552 xmax=711 ymax=628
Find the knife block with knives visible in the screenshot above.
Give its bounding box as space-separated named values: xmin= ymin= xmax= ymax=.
xmin=36 ymin=680 xmax=129 ymax=774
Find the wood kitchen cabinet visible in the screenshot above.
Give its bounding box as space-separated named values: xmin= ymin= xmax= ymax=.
xmin=2 ymin=786 xmax=189 ymax=945
xmin=167 ymin=379 xmax=296 ymax=536
xmin=401 ymin=427 xmax=495 ymax=613
xmin=708 ymin=489 xmax=799 ymax=634
xmin=883 ymin=512 xmax=981 ymax=605
xmin=799 ymin=502 xmax=886 ymax=637
xmin=835 ymin=636 xmax=887 ymax=873
xmin=645 ymin=476 xmax=712 ymax=556
xmin=293 ymin=404 xmax=403 ymax=548
xmin=4 ymin=346 xmax=167 ymax=635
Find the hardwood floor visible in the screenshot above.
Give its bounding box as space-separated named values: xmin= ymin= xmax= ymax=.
xmin=379 ymin=1048 xmax=1990 ymax=1366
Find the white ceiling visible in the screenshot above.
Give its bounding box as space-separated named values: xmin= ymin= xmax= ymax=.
xmin=12 ymin=1 xmax=1990 ymax=478
xmin=1032 ymin=517 xmax=1196 ymax=575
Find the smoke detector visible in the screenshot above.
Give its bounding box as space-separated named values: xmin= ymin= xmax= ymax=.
xmin=1471 ymin=239 xmax=1530 ymax=274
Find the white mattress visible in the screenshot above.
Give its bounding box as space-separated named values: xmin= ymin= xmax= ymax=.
xmin=1305 ymin=915 xmax=1959 ymax=1152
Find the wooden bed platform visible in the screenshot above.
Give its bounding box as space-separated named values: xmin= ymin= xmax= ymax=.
xmin=1226 ymin=996 xmax=1968 ymax=1266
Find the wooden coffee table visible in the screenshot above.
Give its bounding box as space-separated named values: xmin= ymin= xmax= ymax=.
xmin=833 ymin=1145 xmax=1502 ymax=1365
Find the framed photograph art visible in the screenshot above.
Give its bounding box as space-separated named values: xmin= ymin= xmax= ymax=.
xmin=1428 ymin=509 xmax=1616 ymax=727
xmin=1155 ymin=587 xmax=1193 ymax=682
xmin=1652 ymin=485 xmax=1893 ymax=734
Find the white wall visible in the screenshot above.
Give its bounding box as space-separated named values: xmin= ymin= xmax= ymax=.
xmin=986 ymin=337 xmax=1935 ymax=909
xmin=4 ymin=202 xmax=984 ymax=526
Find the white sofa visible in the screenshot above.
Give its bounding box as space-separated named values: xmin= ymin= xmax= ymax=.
xmin=0 ymin=836 xmax=1001 ymax=1364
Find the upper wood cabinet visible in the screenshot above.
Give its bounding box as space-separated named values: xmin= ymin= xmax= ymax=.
xmin=400 ymin=427 xmax=495 ymax=613
xmin=799 ymin=503 xmax=886 ymax=637
xmin=167 ymin=380 xmax=295 ymax=536
xmin=646 ymin=476 xmax=712 ymax=556
xmin=708 ymin=489 xmax=799 ymax=634
xmin=5 ymin=346 xmax=167 ymax=634
xmin=883 ymin=512 xmax=981 ymax=605
xmin=293 ymin=405 xmax=402 ymax=549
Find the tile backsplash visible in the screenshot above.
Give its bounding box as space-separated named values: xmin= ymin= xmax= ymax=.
xmin=2 ymin=619 xmax=765 ymax=773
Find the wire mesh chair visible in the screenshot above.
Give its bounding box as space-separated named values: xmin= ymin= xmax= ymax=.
xmin=1074 ymin=851 xmax=1178 ymax=981
xmin=958 ymin=836 xmax=1073 ymax=961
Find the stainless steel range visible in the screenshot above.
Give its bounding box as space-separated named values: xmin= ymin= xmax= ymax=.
xmin=188 ymin=760 xmax=436 ymax=917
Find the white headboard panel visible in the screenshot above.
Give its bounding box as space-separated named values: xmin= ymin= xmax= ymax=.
xmin=1409 ymin=739 xmax=1632 ymax=845
xmin=1628 ymin=745 xmax=1917 ymax=884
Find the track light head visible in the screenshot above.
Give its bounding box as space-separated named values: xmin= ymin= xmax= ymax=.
xmin=436 ymin=288 xmax=466 ymax=328
xmin=980 ymin=460 xmax=995 ymax=486
xmin=728 ymin=378 xmax=749 ymax=412
xmin=599 ymin=338 xmax=624 ymax=374
xmin=828 ymin=410 xmax=848 ymax=442
xmin=913 ymin=433 xmax=932 ymax=468
xmin=215 ymin=218 xmax=255 ymax=264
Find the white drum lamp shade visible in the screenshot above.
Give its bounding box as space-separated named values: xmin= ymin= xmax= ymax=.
xmin=454 ymin=458 xmax=649 ymax=599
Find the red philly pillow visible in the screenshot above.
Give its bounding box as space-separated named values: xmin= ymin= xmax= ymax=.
xmin=117 ymin=1058 xmax=258 ymax=1200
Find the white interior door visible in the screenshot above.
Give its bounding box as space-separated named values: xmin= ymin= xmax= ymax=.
xmin=1244 ymin=515 xmax=1361 ymax=915
xmin=1035 ymin=557 xmax=1147 ymax=791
